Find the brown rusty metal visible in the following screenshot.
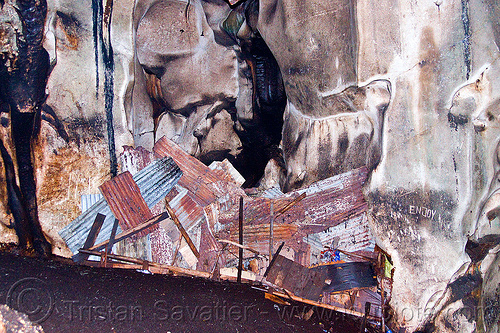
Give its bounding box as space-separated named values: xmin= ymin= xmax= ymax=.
xmin=275 ymin=192 xmax=306 ymax=216
xmin=213 ymin=167 xmax=368 ymax=235
xmin=99 ymin=171 xmax=154 ymax=237
xmin=79 ymin=249 xmax=211 ymax=278
xmin=265 ymin=254 xmax=325 ymax=301
xmin=154 ymin=136 xmax=219 ymax=206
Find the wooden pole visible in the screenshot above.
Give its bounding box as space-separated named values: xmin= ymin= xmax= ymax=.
xmin=73 ymin=213 xmax=106 ymax=262
xmin=237 ymin=196 xmax=244 ymax=283
xmin=89 ymin=212 xmax=169 ymax=251
xmin=165 ymin=198 xmax=200 ymax=258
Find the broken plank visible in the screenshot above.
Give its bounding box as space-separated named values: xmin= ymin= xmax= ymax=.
xmin=88 ymin=212 xmax=170 ymax=251
xmin=79 ymin=249 xmax=211 ymax=278
xmin=271 ymin=290 xmax=378 ymax=320
xmin=165 ymin=199 xmax=200 ymax=258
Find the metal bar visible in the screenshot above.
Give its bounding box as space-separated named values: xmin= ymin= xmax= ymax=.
xmin=269 ymin=201 xmax=274 ymax=261
xmin=73 ymin=213 xmax=106 ymax=262
xmin=275 ymin=192 xmax=306 ymax=216
xmin=264 ymin=241 xmax=285 ymax=277
xmin=89 ymin=212 xmax=169 ymax=251
xmin=165 ymin=198 xmax=200 ymax=258
xmin=237 ymin=196 xmax=243 ymax=283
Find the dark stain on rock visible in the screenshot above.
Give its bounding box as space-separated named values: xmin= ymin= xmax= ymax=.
xmin=332 ymin=132 xmax=349 ymax=175
xmin=461 ymin=0 xmax=471 ymax=80
xmin=65 ymin=115 xmax=106 ymax=145
xmin=466 ymin=236 xmax=500 ymax=262
xmin=447 ymin=112 xmax=469 ymax=130
xmin=345 ymin=132 xmax=371 ymax=171
xmin=418 ymin=27 xmax=440 ymax=113
xmin=92 ymin=0 xmax=116 ymax=176
xmin=368 ymin=189 xmax=457 ymax=268
xmin=55 ymin=11 xmax=82 ymax=50
xmin=317 ymin=133 xmax=333 ymax=180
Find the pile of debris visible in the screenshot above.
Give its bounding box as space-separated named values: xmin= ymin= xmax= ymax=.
xmin=59 ymin=136 xmax=394 ymax=329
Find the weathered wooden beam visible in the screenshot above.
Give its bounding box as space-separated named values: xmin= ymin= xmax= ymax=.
xmin=88 ymin=212 xmax=169 ymax=251
xmin=79 ymin=249 xmax=211 ymax=278
xmin=217 ymin=239 xmax=260 ymax=254
xmin=264 ymin=241 xmax=285 ymax=277
xmin=269 ymin=202 xmax=274 ymax=260
xmin=106 ymin=218 xmax=119 ymax=254
xmin=72 ymin=213 xmax=106 ymax=262
xmin=165 ymin=199 xmax=200 ymax=258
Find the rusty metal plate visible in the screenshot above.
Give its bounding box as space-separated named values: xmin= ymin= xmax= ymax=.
xmin=99 ymin=171 xmax=154 ymax=237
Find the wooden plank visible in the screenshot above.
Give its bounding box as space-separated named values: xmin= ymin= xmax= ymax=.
xmin=165 ymin=199 xmax=200 ymax=258
xmin=106 ymin=218 xmax=119 ymax=254
xmin=89 ymin=212 xmax=169 ymax=251
xmin=79 ymin=249 xmax=211 ymax=278
xmin=99 ymin=171 xmax=154 ymax=237
xmin=72 ymin=213 xmax=106 ymax=262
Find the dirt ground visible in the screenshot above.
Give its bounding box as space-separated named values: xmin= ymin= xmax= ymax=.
xmin=0 ymin=250 xmax=377 ymax=332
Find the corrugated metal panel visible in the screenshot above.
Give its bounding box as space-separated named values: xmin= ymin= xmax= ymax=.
xmin=169 ymin=186 xmax=205 ymax=231
xmin=211 ymin=167 xmax=368 ymax=233
xmin=154 ymin=136 xmax=219 ymax=206
xmin=81 ymin=194 xmax=103 ymax=213
xmin=99 ymin=171 xmax=154 ymax=237
xmin=59 ymin=157 xmax=182 ymax=254
xmin=304 ymin=213 xmax=375 ymax=254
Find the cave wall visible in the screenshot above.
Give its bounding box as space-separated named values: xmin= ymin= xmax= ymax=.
xmin=0 ymin=0 xmax=499 ymax=331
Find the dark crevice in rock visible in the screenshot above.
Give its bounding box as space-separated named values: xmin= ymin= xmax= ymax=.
xmin=0 ymin=0 xmax=52 ymax=254
xmin=92 ymin=0 xmax=117 ymax=176
xmin=461 ymin=0 xmax=471 ymax=80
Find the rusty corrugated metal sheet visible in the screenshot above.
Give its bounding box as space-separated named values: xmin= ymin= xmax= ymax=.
xmin=208 ymin=167 xmax=369 ymax=265
xmin=169 ymin=186 xmax=206 ymax=231
xmin=303 ymin=213 xmax=375 ymax=257
xmin=99 ymin=171 xmax=154 ymax=237
xmin=60 ymin=156 xmax=182 ymax=254
xmin=211 ymin=167 xmax=368 ymax=236
xmin=154 ymin=136 xmax=219 ymax=206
